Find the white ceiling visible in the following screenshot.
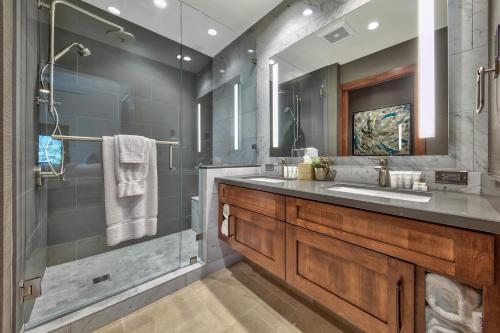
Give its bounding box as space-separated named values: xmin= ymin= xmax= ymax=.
xmin=274 ymin=0 xmax=448 ymax=83
xmin=82 ymin=0 xmax=283 ymax=57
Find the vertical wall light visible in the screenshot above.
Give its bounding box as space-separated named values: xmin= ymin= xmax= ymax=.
xmin=272 ymin=63 xmax=279 ymax=148
xmin=234 ymin=83 xmax=240 ymax=150
xmin=197 ymin=103 xmax=201 ymax=153
xmin=418 ymin=0 xmax=436 ymax=138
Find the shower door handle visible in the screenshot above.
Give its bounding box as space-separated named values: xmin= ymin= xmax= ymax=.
xmin=476 ymin=66 xmax=486 ymax=114
xmin=169 ymin=144 xmax=174 ymax=170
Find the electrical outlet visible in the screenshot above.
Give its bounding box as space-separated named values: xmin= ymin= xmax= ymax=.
xmin=435 ymin=171 xmax=468 ymax=185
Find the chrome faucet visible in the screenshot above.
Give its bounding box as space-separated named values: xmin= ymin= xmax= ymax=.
xmin=372 ymin=158 xmax=390 ymax=187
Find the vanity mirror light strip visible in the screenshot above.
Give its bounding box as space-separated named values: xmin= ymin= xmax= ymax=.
xmin=418 ymin=0 xmax=436 ymax=138
xmin=234 ymin=83 xmax=240 ymax=150
xmin=197 ymin=103 xmax=201 ymax=153
xmin=272 ymin=63 xmax=279 ymax=148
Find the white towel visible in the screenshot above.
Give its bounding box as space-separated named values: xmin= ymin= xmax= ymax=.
xmin=426 ymin=274 xmax=482 ymax=326
xmin=114 ymin=137 xmax=149 ymax=197
xmin=470 ymin=306 xmax=483 ymax=333
xmin=103 ymin=136 xmax=158 ymax=246
xmin=426 ymin=307 xmax=470 ymax=333
xmin=116 ymin=134 xmax=146 ymax=163
xmin=221 ymin=219 xmax=229 ymax=237
xmin=223 ymin=204 xmax=230 ymax=219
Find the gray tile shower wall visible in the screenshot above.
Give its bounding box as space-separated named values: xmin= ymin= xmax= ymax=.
xmin=41 ymin=18 xmax=202 ymax=263
xmin=251 ymin=0 xmax=489 ymax=187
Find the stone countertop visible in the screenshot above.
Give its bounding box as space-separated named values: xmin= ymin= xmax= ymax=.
xmin=215 ymin=176 xmax=500 ymax=234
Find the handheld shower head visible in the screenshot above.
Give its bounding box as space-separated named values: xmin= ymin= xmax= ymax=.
xmin=53 ymin=43 xmax=92 ymax=62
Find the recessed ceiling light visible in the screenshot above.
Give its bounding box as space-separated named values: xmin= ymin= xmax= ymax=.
xmin=302 ymin=8 xmax=313 ymax=16
xmin=107 ymin=6 xmax=121 ymax=15
xmin=219 ymin=69 xmax=225 ymax=73
xmin=248 ymin=49 xmax=255 ymax=53
xmin=208 ymin=28 xmax=217 ymax=36
xmin=153 ymin=0 xmax=167 ymax=9
xmin=177 ymin=54 xmax=182 ymax=59
xmin=183 ymin=56 xmax=191 ymax=61
xmin=368 ymin=21 xmax=380 ymax=30
xmin=269 ymin=59 xmax=275 ymax=65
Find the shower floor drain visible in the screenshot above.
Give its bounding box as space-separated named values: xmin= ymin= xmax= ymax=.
xmin=93 ymin=274 xmax=111 ymax=284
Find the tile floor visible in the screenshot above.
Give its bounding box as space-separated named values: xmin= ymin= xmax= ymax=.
xmin=94 ymin=261 xmax=361 ymax=333
xmin=27 ymin=229 xmax=200 ymax=329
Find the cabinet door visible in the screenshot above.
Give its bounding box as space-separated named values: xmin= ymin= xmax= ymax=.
xmin=227 ymin=206 xmax=286 ymax=279
xmin=286 ymin=225 xmax=414 ymax=333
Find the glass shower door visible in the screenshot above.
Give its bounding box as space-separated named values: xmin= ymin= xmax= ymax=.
xmin=16 ymin=0 xmax=195 ymax=329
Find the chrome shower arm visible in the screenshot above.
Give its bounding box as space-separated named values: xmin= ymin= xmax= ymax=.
xmin=40 ymin=0 xmax=128 ymax=111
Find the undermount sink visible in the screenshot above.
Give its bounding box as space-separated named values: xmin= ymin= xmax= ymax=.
xmin=246 ymin=177 xmax=290 ymax=183
xmin=327 ymin=185 xmax=431 ymax=203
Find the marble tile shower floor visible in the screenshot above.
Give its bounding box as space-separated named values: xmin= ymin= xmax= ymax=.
xmin=27 ymin=229 xmax=200 ymax=329
xmin=95 ymin=261 xmax=361 ymax=333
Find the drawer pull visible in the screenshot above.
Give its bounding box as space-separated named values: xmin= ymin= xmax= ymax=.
xmin=396 ymin=280 xmax=402 ymax=333
xmin=228 ymin=216 xmax=235 ymax=237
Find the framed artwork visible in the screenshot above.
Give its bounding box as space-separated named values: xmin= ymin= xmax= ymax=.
xmin=353 ymin=103 xmax=411 ymax=156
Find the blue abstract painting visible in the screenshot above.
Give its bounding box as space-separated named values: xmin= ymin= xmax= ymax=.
xmin=353 ymin=104 xmax=411 ymax=156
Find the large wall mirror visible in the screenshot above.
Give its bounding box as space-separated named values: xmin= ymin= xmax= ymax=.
xmin=269 ymin=0 xmax=448 ymax=157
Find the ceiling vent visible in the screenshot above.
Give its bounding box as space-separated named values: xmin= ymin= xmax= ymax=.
xmin=318 ymin=20 xmax=354 ymax=45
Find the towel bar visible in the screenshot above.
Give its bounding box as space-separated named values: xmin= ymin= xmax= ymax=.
xmin=37 ymin=134 xmax=179 ymax=184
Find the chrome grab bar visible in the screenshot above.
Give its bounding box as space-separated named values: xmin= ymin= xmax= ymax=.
xmin=475 ymin=24 xmax=500 ymax=114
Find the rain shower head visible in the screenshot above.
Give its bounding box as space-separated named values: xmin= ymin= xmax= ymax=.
xmin=53 ymin=43 xmax=92 ymax=62
xmin=106 ymin=29 xmax=136 ymax=43
xmin=78 ymin=46 xmax=92 ymax=57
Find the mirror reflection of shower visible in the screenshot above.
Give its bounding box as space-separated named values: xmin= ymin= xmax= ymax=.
xmin=38 ymin=0 xmax=136 ymax=177
xmin=282 ymin=90 xmax=302 ymax=157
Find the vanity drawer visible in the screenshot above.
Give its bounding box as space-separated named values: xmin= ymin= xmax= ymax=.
xmin=286 ymin=224 xmax=414 ymax=333
xmin=219 ymin=184 xmax=286 ymax=220
xmin=286 ymin=197 xmax=494 ymax=286
xmin=223 ymin=205 xmax=286 ymax=279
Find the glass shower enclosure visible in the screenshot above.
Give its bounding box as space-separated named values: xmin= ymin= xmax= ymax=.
xmin=16 ymin=0 xmax=212 ymax=330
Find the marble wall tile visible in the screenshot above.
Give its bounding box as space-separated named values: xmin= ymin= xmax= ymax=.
xmin=448 ymin=0 xmax=473 ymax=55
xmin=472 ymin=0 xmax=488 ymax=49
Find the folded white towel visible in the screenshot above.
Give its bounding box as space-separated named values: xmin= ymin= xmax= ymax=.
xmin=223 ymin=204 xmax=230 ymax=219
xmin=103 ymin=136 xmax=158 ymax=246
xmin=114 ymin=137 xmax=149 ymax=197
xmin=426 ymin=274 xmax=482 ymax=324
xmin=221 ymin=219 xmax=229 ymax=237
xmin=426 ymin=307 xmax=470 ymax=333
xmin=116 ymin=135 xmax=146 ymax=163
xmin=469 ymin=306 xmax=483 ymax=333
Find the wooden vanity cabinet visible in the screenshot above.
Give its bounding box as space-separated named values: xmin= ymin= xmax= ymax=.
xmin=286 ymin=197 xmax=494 ymax=286
xmin=218 ymin=184 xmax=286 ymax=279
xmin=286 ymin=225 xmax=414 ymax=333
xmin=225 ymin=206 xmax=286 ymax=279
xmin=218 ymin=184 xmax=497 ymax=332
